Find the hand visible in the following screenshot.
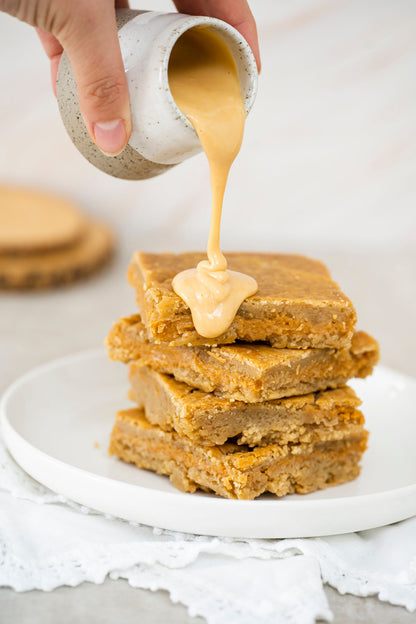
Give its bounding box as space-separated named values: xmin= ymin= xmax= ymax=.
xmin=174 ymin=1 xmax=260 ymax=71
xmin=0 ymin=1 xmax=260 ymax=156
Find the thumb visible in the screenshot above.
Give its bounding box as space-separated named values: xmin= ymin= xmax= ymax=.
xmin=59 ymin=2 xmax=131 ymax=155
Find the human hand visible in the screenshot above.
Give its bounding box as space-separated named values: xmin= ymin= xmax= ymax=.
xmin=174 ymin=1 xmax=260 ymax=71
xmin=0 ymin=1 xmax=260 ymax=156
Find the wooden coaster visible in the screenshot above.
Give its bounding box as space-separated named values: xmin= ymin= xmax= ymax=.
xmin=0 ymin=186 xmax=87 ymax=253
xmin=0 ymin=221 xmax=114 ymax=290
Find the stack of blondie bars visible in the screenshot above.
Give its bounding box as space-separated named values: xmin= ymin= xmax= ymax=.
xmin=106 ymin=252 xmax=379 ymax=500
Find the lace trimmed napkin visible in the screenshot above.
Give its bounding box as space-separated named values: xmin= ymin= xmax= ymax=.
xmin=1 ymin=434 xmax=415 ymax=624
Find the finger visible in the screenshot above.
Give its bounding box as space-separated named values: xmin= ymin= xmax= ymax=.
xmin=36 ymin=28 xmax=63 ymax=97
xmin=203 ymin=0 xmax=261 ymax=71
xmin=57 ymin=1 xmax=131 ymax=155
xmin=172 ymin=1 xmax=209 ymax=15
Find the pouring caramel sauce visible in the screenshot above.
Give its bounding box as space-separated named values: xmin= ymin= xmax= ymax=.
xmin=168 ymin=27 xmax=258 ymax=338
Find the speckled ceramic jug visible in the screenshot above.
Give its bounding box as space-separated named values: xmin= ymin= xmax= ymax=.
xmin=56 ymin=9 xmax=258 ymax=180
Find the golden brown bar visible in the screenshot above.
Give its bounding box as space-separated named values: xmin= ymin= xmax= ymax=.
xmin=108 ymin=314 xmax=378 ymax=402
xmin=128 ymin=365 xmax=365 ymax=447
xmin=110 ymin=408 xmax=368 ymax=499
xmin=127 ymin=252 xmax=356 ymax=348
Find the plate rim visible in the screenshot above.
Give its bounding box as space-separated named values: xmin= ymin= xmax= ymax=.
xmin=1 ymin=348 xmax=416 ymax=537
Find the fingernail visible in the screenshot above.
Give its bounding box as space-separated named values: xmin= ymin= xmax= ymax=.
xmin=93 ymin=119 xmax=127 ymax=156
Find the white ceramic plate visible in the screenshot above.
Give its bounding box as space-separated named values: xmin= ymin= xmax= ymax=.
xmin=1 ymin=350 xmax=416 ymax=538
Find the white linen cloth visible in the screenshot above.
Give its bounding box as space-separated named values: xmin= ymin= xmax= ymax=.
xmin=1 ymin=434 xmax=415 ymax=624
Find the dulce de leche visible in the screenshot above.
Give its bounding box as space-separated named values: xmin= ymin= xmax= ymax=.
xmin=168 ymin=27 xmax=258 ymax=338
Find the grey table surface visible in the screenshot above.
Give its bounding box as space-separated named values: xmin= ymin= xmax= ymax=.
xmin=1 ymin=0 xmax=416 ymax=621
xmin=1 ymin=580 xmax=416 ymax=624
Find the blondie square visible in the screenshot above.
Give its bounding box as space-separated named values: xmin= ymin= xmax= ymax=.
xmin=108 ymin=314 xmax=378 ymax=402
xmin=129 ymin=365 xmax=365 ymax=447
xmin=127 ymin=252 xmax=356 ymax=348
xmin=110 ymin=408 xmax=368 ymax=499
